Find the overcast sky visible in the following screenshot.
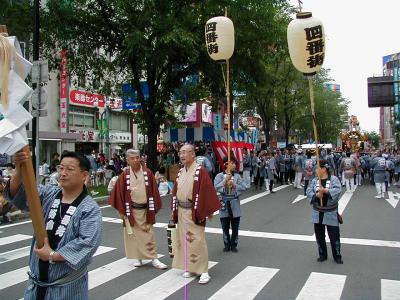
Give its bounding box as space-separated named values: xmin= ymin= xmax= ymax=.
xmin=288 ymin=0 xmax=399 ymax=133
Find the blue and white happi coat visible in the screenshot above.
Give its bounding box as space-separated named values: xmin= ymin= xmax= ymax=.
xmin=306 ymin=175 xmax=342 ymax=226
xmin=4 ymin=184 xmax=102 ymax=300
xmin=214 ymin=172 xmax=246 ymax=218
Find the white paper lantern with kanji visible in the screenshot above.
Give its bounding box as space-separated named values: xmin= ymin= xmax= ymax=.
xmin=287 ymin=12 xmax=325 ymax=76
xmin=205 ymin=16 xmax=234 ymax=61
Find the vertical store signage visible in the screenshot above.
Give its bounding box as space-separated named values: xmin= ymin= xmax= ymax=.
xmin=59 ymin=50 xmax=68 ymax=133
xmin=213 ymin=113 xmax=222 ymax=130
xmin=394 ymin=64 xmax=399 ymax=125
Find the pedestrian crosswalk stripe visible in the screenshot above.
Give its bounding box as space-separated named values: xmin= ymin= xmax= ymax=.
xmin=0 ymin=265 xmax=28 ymax=291
xmin=92 ymin=246 xmax=116 ymax=256
xmin=208 ymin=266 xmax=279 ymax=300
xmin=295 ymin=272 xmax=346 ymax=300
xmin=115 ymin=262 xmax=218 ymax=300
xmin=213 ymin=185 xmax=289 ymax=215
xmin=338 ymin=185 xmax=357 ymax=215
xmin=89 ymin=254 xmax=163 ymax=290
xmin=381 ymin=279 xmax=400 ymax=300
xmin=102 ymin=218 xmax=400 ymax=249
xmin=0 ymin=246 xmax=115 ymax=291
xmin=0 ymin=234 xmax=31 ymax=246
xmin=0 ymin=246 xmax=30 ymax=264
xmin=102 ymin=216 xmax=122 ymax=223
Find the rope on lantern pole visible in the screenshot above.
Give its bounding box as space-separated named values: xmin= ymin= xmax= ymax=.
xmin=308 ymin=76 xmax=323 ymax=206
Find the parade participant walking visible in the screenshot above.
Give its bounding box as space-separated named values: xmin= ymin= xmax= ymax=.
xmin=265 ymin=151 xmax=277 ymax=193
xmin=4 ymin=150 xmax=102 ymax=300
xmin=253 ymin=151 xmax=266 ymax=190
xmin=383 ymin=153 xmax=394 ymax=189
xmin=108 ymin=149 xmax=167 ymax=269
xmin=283 ymin=149 xmax=292 ymax=184
xmin=170 ymin=144 xmax=220 ymax=284
xmin=242 ymin=148 xmax=252 ymax=188
xmin=339 ymin=152 xmax=356 ymax=193
xmin=394 ymin=151 xmax=400 ymax=187
xmin=294 ymin=149 xmax=304 ymax=189
xmin=250 ymin=150 xmax=257 ymax=186
xmin=326 ymin=149 xmax=336 ymax=176
xmin=277 ymin=150 xmax=287 ymax=185
xmin=303 ymin=151 xmax=316 ymax=196
xmin=371 ymin=152 xmax=387 ymax=198
xmin=306 ymin=161 xmax=343 ymax=264
xmin=351 ymin=153 xmax=362 ymax=186
xmin=214 ymin=158 xmax=246 ymax=252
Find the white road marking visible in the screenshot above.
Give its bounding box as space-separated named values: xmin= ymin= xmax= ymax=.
xmin=0 ymin=205 xmax=112 ymax=229
xmin=386 ymin=192 xmax=399 ymax=208
xmin=213 ymin=185 xmax=289 ymax=215
xmin=338 ymin=185 xmax=357 ymax=215
xmin=115 ymin=262 xmax=218 ymax=300
xmin=381 ymin=279 xmax=400 ymax=300
xmin=0 ymin=265 xmax=29 ymax=291
xmin=0 ymin=246 xmax=115 ymax=290
xmin=89 ymin=254 xmax=163 ymax=290
xmin=0 ymin=246 xmax=30 ymax=264
xmin=292 ymin=195 xmax=308 ymax=204
xmin=0 ymin=234 xmax=31 ymax=246
xmin=208 ymin=266 xmax=279 ymax=300
xmin=0 ymin=220 xmax=33 ymax=229
xmin=296 ymin=272 xmax=346 ymax=300
xmin=100 ymin=219 xmax=400 ymax=249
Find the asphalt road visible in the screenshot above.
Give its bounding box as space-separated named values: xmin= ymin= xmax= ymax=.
xmin=1 ymin=181 xmax=399 ymax=300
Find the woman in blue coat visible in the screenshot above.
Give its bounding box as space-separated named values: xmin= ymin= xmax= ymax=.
xmin=214 ymin=158 xmax=246 ymax=252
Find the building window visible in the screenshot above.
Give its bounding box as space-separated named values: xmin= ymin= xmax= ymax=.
xmin=68 ymin=106 xmax=95 ymax=128
xmin=109 ymin=112 xmax=129 ymax=131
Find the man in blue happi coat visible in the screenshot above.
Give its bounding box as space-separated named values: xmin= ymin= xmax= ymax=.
xmin=214 ymin=158 xmax=246 ymax=252
xmin=4 ymin=150 xmax=102 ymax=300
xmin=306 ymin=160 xmax=343 ymax=264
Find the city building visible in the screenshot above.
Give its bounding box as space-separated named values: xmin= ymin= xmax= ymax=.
xmin=381 ymin=52 xmax=400 ymax=146
xmin=31 ymin=51 xmax=135 ymax=163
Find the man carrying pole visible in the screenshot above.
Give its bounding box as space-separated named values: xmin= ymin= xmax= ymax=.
xmin=4 ymin=150 xmax=103 ymax=299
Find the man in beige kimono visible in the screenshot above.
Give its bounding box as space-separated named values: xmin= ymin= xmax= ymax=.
xmin=171 ymin=144 xmax=221 ymax=284
xmin=109 ymin=149 xmax=167 ymax=269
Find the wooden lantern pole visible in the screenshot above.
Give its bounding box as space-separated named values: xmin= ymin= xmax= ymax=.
xmin=308 ymin=77 xmax=323 ymax=206
xmin=20 ymin=146 xmax=47 ymax=248
xmin=225 ymin=7 xmax=231 ymax=166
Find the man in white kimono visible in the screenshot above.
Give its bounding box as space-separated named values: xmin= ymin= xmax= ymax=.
xmin=108 ymin=149 xmax=167 ymax=269
xmin=171 ymin=144 xmax=221 ymax=284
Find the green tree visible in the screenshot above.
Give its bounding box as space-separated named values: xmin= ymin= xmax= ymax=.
xmin=284 ymin=69 xmax=348 ymax=146
xmin=231 ymin=1 xmax=292 ymax=146
xmin=0 ymin=0 xmax=33 ymax=55
xmin=39 ymin=0 xmax=292 ymax=170
xmin=366 ymin=131 xmax=381 ymax=148
xmin=41 ymin=0 xmax=215 ymax=171
xmin=274 ymin=59 xmax=309 ymax=147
